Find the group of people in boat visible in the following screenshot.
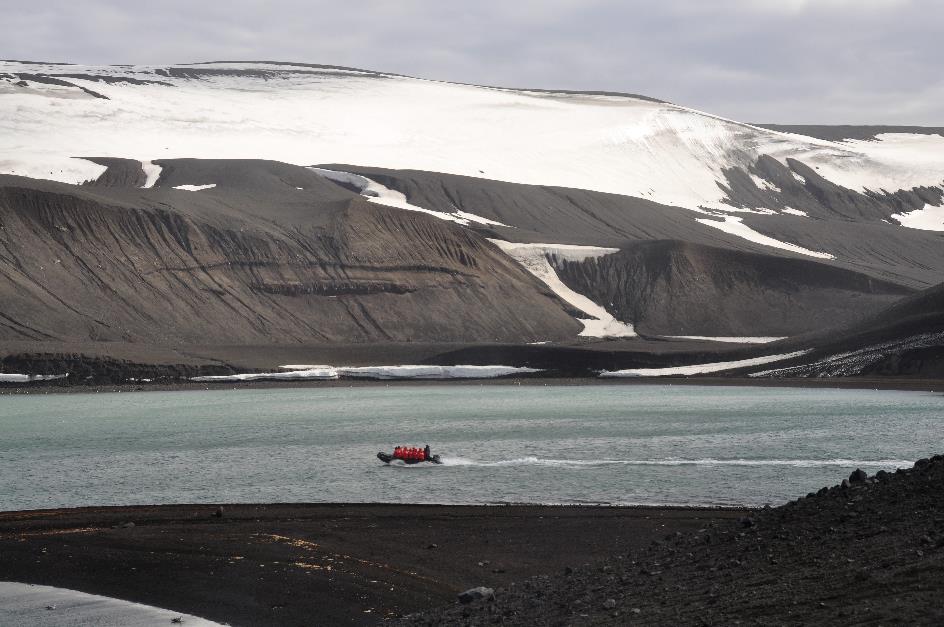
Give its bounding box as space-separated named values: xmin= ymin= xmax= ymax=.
xmin=394 ymin=445 xmax=432 ymax=461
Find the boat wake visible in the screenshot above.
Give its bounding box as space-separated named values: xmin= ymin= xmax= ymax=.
xmin=437 ymin=456 xmax=914 ymax=469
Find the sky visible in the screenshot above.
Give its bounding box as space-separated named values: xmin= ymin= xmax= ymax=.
xmin=3 ymin=0 xmax=942 ymax=124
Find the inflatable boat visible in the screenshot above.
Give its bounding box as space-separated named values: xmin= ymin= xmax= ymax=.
xmin=377 ymin=451 xmax=442 ymax=465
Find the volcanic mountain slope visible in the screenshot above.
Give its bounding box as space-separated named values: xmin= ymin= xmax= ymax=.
xmin=0 ymin=160 xmax=581 ymax=347
xmin=1 ymin=60 xmax=943 ymax=366
xmin=551 ymin=240 xmax=914 ymax=337
xmin=329 ymin=166 xmax=940 ymax=338
xmin=744 ymin=282 xmax=944 ymax=379
xmin=336 ymin=165 xmax=944 ymax=286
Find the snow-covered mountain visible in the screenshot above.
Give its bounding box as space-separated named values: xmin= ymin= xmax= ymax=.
xmin=3 ymin=61 xmax=943 ymax=220
xmin=1 ymin=61 xmax=942 ymax=378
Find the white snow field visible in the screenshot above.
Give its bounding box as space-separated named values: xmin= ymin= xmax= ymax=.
xmin=891 ymin=203 xmax=944 ymax=231
xmin=665 ymin=336 xmax=787 ymax=344
xmin=0 ymin=373 xmax=68 ymax=383
xmin=488 ymin=240 xmax=636 ymax=338
xmin=0 ymin=582 xmax=223 ymax=627
xmin=600 ymin=351 xmax=809 ymax=377
xmin=192 ymin=365 xmax=541 ymax=382
xmin=172 ymin=183 xmax=216 ymax=191
xmin=2 ymin=61 xmax=942 ymax=250
xmin=191 ymin=367 xmax=339 ymax=382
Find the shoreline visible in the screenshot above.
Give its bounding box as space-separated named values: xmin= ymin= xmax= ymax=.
xmin=2 ymin=375 xmax=943 ymax=395
xmin=0 ymin=501 xmax=749 ymax=518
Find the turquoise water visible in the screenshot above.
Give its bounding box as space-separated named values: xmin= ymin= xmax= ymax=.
xmin=1 ymin=385 xmax=941 ymax=510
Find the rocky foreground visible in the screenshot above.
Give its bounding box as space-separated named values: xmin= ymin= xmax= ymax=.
xmin=406 ymin=456 xmax=944 ymax=625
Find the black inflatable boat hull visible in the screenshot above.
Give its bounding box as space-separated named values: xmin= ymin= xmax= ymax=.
xmin=377 ymin=452 xmax=442 ymax=464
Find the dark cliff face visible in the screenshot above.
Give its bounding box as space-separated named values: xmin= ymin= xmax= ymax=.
xmin=0 ymin=163 xmax=581 ymax=346
xmin=551 ymin=240 xmax=913 ymax=337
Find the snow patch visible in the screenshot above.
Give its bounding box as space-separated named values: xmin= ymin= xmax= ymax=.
xmin=141 ymin=160 xmax=161 ymax=188
xmin=191 ymin=368 xmax=338 ymax=382
xmin=195 ymin=365 xmax=540 ymax=382
xmin=600 ymin=351 xmax=809 ymax=377
xmin=748 ymin=173 xmax=781 ymax=193
xmin=172 ymin=184 xmax=216 ymax=191
xmin=0 ymin=373 xmax=69 ymax=383
xmin=781 ymin=207 xmax=808 ymax=217
xmin=0 ymin=156 xmax=105 ymax=185
xmin=489 ymin=239 xmax=636 ymax=338
xmin=696 ymin=215 xmax=834 ymax=259
xmin=890 ymin=203 xmax=944 ymax=232
xmin=0 ymin=582 xmax=223 ymax=626
xmin=311 ymin=167 xmax=509 ymax=226
xmin=338 ymin=365 xmax=540 ymax=379
xmin=665 ymin=336 xmax=787 ymax=344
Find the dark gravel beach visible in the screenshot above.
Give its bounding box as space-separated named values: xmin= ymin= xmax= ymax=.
xmin=0 ymin=504 xmax=743 ymax=625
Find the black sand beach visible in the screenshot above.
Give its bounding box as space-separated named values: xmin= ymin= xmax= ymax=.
xmin=0 ymin=504 xmax=743 ymax=625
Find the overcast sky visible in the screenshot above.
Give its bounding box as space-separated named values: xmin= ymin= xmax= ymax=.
xmin=4 ymin=0 xmax=942 ymax=124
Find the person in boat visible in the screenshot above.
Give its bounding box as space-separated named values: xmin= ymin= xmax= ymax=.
xmin=390 ymin=445 xmax=432 ymax=461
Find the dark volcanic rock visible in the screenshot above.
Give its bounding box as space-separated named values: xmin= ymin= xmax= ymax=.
xmin=458 ymin=587 xmax=494 ymax=604
xmin=82 ymin=157 xmax=147 ymax=188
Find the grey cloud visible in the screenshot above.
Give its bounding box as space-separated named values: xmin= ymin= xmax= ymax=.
xmin=2 ymin=0 xmax=941 ymax=124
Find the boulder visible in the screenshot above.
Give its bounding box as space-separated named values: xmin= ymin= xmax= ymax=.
xmin=458 ymin=587 xmax=495 ymax=604
xmin=849 ymin=468 xmax=868 ymax=483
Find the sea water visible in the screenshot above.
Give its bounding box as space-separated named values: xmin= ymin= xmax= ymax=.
xmin=0 ymin=385 xmax=941 ymax=510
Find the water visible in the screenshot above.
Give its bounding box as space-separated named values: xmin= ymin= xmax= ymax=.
xmin=1 ymin=385 xmax=941 ymax=511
